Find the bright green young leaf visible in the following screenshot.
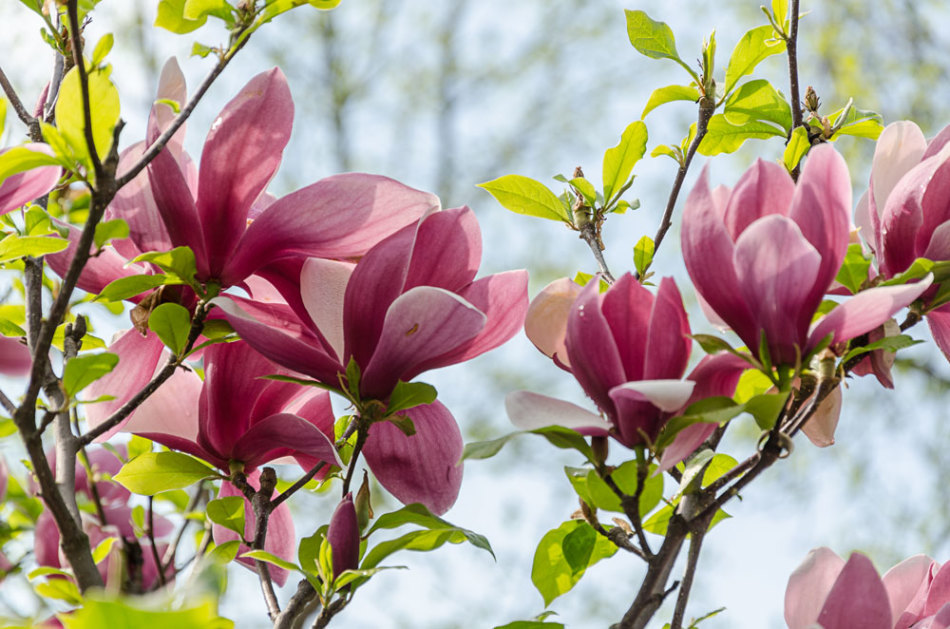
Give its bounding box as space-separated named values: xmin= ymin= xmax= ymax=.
xmin=881 ymin=258 xmax=934 ymax=286
xmin=0 ymin=95 xmax=5 ymax=137
xmin=91 ymin=33 xmax=114 ymax=67
xmin=333 ymin=566 xmax=406 ymax=590
xmin=642 ymin=504 xmax=673 ymax=535
xmin=656 ymin=397 xmax=744 ymax=450
xmin=495 ymin=620 xmax=565 ymax=629
xmin=0 ymin=144 xmax=63 ymax=184
xmin=744 ymin=391 xmax=790 ymax=430
xmin=623 ymin=10 xmax=696 ymax=81
xmin=841 ymin=334 xmax=923 ymax=364
xmin=127 ymin=435 xmax=153 ymax=460
xmin=633 ymin=235 xmax=654 ymax=277
xmin=701 ymin=454 xmax=738 ymax=487
xmin=34 ymin=579 xmax=82 ymax=605
xmin=183 ymin=0 xmax=234 ymax=22
xmin=94 ymin=218 xmax=129 ymax=249
xmin=723 ymin=25 xmax=786 ymax=95
xmin=677 ymin=448 xmax=715 ymax=495
xmin=367 ymin=503 xmax=494 ymax=557
xmin=462 ymin=425 xmax=595 ymax=464
xmin=641 ymin=84 xmax=698 ymax=119
xmin=568 ymin=177 xmax=597 ymax=206
xmin=0 ymin=234 xmax=69 ymax=262
xmin=828 ymin=105 xmax=884 ymax=140
xmin=360 ymin=528 xmax=491 ymax=571
xmin=55 ymin=66 xmax=121 ymax=166
xmin=91 ymin=537 xmax=118 ymax=563
xmin=308 ymin=0 xmax=341 ymax=7
xmin=206 ymin=496 xmax=245 ymax=536
xmin=148 ymin=302 xmax=192 ymax=355
xmin=133 ymin=246 xmax=198 ymax=285
xmin=783 ymin=126 xmax=811 ymax=173
xmin=96 ymin=274 xmax=175 ymax=302
xmin=155 ymin=0 xmax=210 ymax=33
xmin=602 ymin=121 xmax=648 ymax=202
xmin=733 ymin=369 xmax=773 ymax=404
xmin=61 ymin=596 xmax=234 ymax=629
xmin=62 ymin=352 xmax=119 ymax=397
xmin=477 ymin=175 xmax=569 ymax=222
xmin=772 ymin=0 xmax=789 ymax=27
xmin=28 ymin=566 xmax=75 ymax=581
xmin=25 ymin=207 xmax=55 ymax=235
xmin=690 ymin=333 xmax=737 ymax=355
xmin=207 ymin=539 xmax=241 ymax=565
xmin=240 ymin=550 xmax=301 ymax=573
xmin=114 ymin=451 xmax=218 ymax=495
xmin=723 ymin=79 xmax=792 ymax=132
xmin=835 ymin=243 xmax=871 ymax=294
xmin=697 ymin=114 xmax=785 ymax=155
xmin=386 ymin=380 xmax=437 ymax=416
xmin=531 ymin=520 xmax=617 ymax=606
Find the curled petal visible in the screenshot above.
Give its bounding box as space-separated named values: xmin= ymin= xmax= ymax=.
xmin=524 ymin=277 xmax=582 ymax=367
xmin=800 ymin=385 xmax=842 ymax=447
xmin=925 ymin=561 xmax=950 ymax=617
xmin=505 ymin=390 xmax=611 ymax=435
xmin=565 ymin=279 xmax=626 ymax=415
xmin=230 ymin=413 xmax=342 ymax=471
xmin=882 ymin=554 xmax=936 ymax=626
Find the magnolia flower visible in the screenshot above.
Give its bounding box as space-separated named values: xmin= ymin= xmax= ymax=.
xmin=854 ymin=120 xmax=950 ymax=360
xmin=785 ymin=547 xmax=950 ymax=629
xmin=681 ymin=144 xmax=931 ymax=367
xmin=216 ymin=206 xmax=527 ymax=514
xmin=507 ymin=274 xmax=746 ymax=467
xmin=0 ymin=143 xmax=60 ymax=215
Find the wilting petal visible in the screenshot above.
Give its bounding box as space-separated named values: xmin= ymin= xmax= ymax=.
xmin=300 ymin=257 xmax=353 ymax=361
xmin=0 ymin=335 xmax=30 ymax=376
xmin=601 ymin=273 xmax=653 ymax=381
xmin=785 ymin=547 xmax=846 ymax=629
xmin=505 ymin=390 xmax=611 ymax=434
xmin=816 ymin=553 xmax=892 ymax=629
xmin=0 ymin=144 xmax=60 ymax=215
xmin=734 ymin=215 xmax=821 ymax=362
xmin=525 ymin=277 xmax=583 ymax=367
xmin=362 ymin=401 xmax=463 ymax=515
xmin=883 ymin=554 xmax=935 ymax=626
xmin=808 ymin=277 xmax=932 ymax=349
xmin=327 ymin=494 xmax=359 ymax=579
xmin=230 ymin=413 xmax=342 ymax=471
xmin=197 ymin=68 xmax=293 ymax=277
xmin=644 ymin=277 xmax=691 ymax=380
xmin=800 ymin=385 xmax=842 ymax=447
xmin=565 ymin=280 xmax=626 ymax=415
xmin=359 ymin=286 xmax=486 ymax=399
xmin=224 ymin=173 xmax=438 ymax=286
xmin=721 ymin=158 xmax=795 ymax=240
xmin=682 ymin=168 xmax=758 ymax=344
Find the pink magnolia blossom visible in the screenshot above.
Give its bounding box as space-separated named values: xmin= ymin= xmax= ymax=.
xmin=681 ymin=144 xmax=931 ymax=367
xmin=0 ymin=143 xmax=60 ymax=215
xmin=507 ymin=274 xmax=746 ymax=465
xmin=216 ymin=206 xmax=527 ymax=514
xmin=0 ymin=335 xmax=31 ymax=376
xmin=854 ymin=120 xmax=950 ymax=361
xmin=786 ymin=547 xmax=950 ymax=629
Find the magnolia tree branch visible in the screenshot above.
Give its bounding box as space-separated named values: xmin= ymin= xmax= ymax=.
xmin=0 ymin=65 xmax=42 ymax=141
xmin=273 ymin=580 xmax=318 ymax=629
xmin=786 ymin=0 xmax=803 ymax=180
xmin=669 ymin=530 xmax=706 ymax=629
xmin=65 ymin=0 xmax=103 ymax=178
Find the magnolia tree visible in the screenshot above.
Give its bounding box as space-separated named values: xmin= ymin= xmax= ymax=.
xmin=0 ymin=0 xmax=948 ymax=627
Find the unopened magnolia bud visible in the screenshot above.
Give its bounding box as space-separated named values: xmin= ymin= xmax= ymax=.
xmin=327 ymin=493 xmax=360 ymax=580
xmin=804 ymin=86 xmax=820 ymax=113
xmin=591 ymin=435 xmax=609 ymax=467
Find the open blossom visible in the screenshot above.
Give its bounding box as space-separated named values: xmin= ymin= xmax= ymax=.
xmin=854 ymin=120 xmax=950 ymax=360
xmin=506 ymin=274 xmax=746 ymax=467
xmin=216 ymin=206 xmax=528 ymax=514
xmin=785 ymin=547 xmax=950 ymax=629
xmin=681 ymin=144 xmax=931 ymax=366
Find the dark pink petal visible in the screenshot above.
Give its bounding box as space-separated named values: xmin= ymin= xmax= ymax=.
xmin=916 ymin=154 xmax=950 ymax=258
xmin=921 ymin=604 xmax=950 ymax=629
xmin=808 ymin=277 xmax=932 ymax=349
xmin=300 ymin=257 xmax=354 ymax=361
xmin=817 ymin=553 xmax=892 ymax=629
xmin=658 ymin=423 xmax=716 ymax=474
xmin=882 ymin=554 xmax=935 ymax=626
xmin=927 ymin=304 xmax=950 ymax=362
xmin=0 ymin=144 xmax=60 ymax=215
xmin=147 ymin=145 xmax=209 ymax=278
xmin=923 ymin=222 xmax=950 ymax=261
xmin=223 ymin=173 xmax=438 ymax=286
xmin=925 ymin=561 xmax=950 ymax=616
xmin=505 ymin=390 xmax=611 ymax=435
xmin=196 ymin=69 xmax=293 ymax=278
xmin=524 ymin=277 xmax=582 ymax=368
xmin=285 ymin=391 xmax=337 ymax=473
xmin=644 ymin=277 xmax=691 ymax=380
xmin=785 ymin=547 xmax=845 ymax=629
xmin=924 ymin=123 xmax=950 ymax=160
xmin=212 ymin=296 xmax=344 ymax=385
xmin=0 ymin=335 xmax=31 ymax=376
xmin=362 ymin=401 xmax=463 ymax=516
xmin=601 ymin=273 xmax=653 ymax=381
xmin=721 ymin=158 xmax=795 ymax=240
xmin=327 ymin=494 xmax=359 ymax=579
xmin=403 ymin=207 xmax=481 ymax=291
xmin=359 ymin=286 xmax=486 ymax=399
xmin=609 ymin=380 xmax=694 ymax=445
xmin=34 ymin=511 xmax=62 ymax=570
xmin=231 ymin=413 xmax=342 ymax=471
xmin=681 ymin=168 xmax=758 ymax=344
xmin=564 ymin=280 xmax=626 ymax=416
xmin=734 ymin=215 xmax=821 ymax=364
xmin=108 ymin=142 xmax=174 ymax=258
xmin=788 ymin=144 xmax=852 ymax=331
xmin=46 ymin=221 xmax=143 ymax=296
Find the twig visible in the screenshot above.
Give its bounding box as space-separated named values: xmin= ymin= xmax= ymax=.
xmin=786 ymin=0 xmax=803 ymax=180
xmin=270 ymin=462 xmax=326 ymax=511
xmin=273 ymin=580 xmax=318 ymax=629
xmin=669 ymin=531 xmax=705 ymax=629
xmin=162 ymin=481 xmax=207 ymax=572
xmin=603 ymin=471 xmax=652 ymax=559
xmin=341 ymin=427 xmax=367 ymax=496
xmin=251 ymin=468 xmax=281 ymax=620
xmin=312 ymin=598 xmax=347 ymax=629
xmin=0 ymin=65 xmax=41 ymax=141
xmin=147 ymin=496 xmax=167 ymax=587
xmin=579 ymin=224 xmax=616 ymax=283
xmin=65 ymin=0 xmax=103 ymax=179
xmin=0 ymin=389 xmax=16 ymax=415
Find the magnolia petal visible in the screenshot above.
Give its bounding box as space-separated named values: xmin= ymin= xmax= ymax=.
xmin=872 ymin=121 xmax=928 ymax=213
xmin=610 ymin=380 xmax=695 ymax=413
xmin=601 ymin=273 xmax=653 ymax=382
xmin=816 ymin=553 xmax=892 ymax=629
xmin=800 ymin=385 xmax=842 ymax=447
xmin=657 ymin=423 xmax=716 ymax=474
xmin=609 ymin=380 xmax=695 ymax=446
xmin=224 ymin=173 xmax=438 ymax=286
xmin=927 ymin=304 xmax=950 ymax=362
xmin=925 ymin=561 xmax=950 ymax=617
xmin=734 ymin=214 xmax=821 ymax=364
xmin=398 ymin=207 xmax=481 ymax=292
xmin=0 ymin=144 xmax=60 ymax=215
xmin=359 ymin=286 xmax=486 ymax=399
xmin=681 ymin=168 xmax=758 ymax=344
xmin=301 ymin=257 xmax=353 ymax=361
xmin=644 ymin=277 xmax=691 ymax=381
xmin=721 ymin=158 xmax=795 ymax=240
xmin=231 ymin=413 xmax=342 ymax=471
xmin=148 ymin=145 xmax=209 ymax=277
xmin=854 ymin=191 xmax=878 ymax=257
xmin=524 ymin=277 xmax=582 ymax=367
xmin=785 ymin=547 xmax=846 ymax=629
xmin=0 ymin=335 xmax=31 ymax=376
xmin=362 ymin=401 xmax=463 ymax=516
xmin=808 ymin=277 xmax=932 ymax=349
xmin=882 ymin=554 xmax=935 ymax=625
xmin=109 ymin=142 xmax=174 ymax=258
xmin=152 ymin=57 xmax=187 ymax=155
xmin=120 ymin=363 xmax=202 ymax=441
xmin=923 ymin=221 xmax=950 ymax=261
xmin=916 ymin=146 xmax=950 ymax=257
xmin=880 ymin=152 xmax=944 ymax=276
xmin=505 ymin=390 xmax=611 ymax=434
xmin=197 ymin=68 xmax=293 ymax=278
xmin=46 ymin=221 xmax=142 ymax=296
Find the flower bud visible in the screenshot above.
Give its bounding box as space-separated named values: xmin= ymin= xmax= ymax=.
xmin=327 ymin=493 xmax=360 ymax=580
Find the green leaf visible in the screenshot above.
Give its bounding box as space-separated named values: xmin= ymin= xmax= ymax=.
xmin=623 ymin=10 xmax=696 ymax=81
xmin=602 ymin=121 xmax=648 ymax=202
xmin=828 ymin=105 xmax=884 ymax=140
xmin=93 ymin=218 xmax=129 ymax=249
xmin=633 ymin=236 xmax=654 ymax=277
xmin=206 ymin=496 xmax=245 ymax=536
xmin=698 ymin=114 xmax=786 ymax=156
xmin=148 ymin=302 xmax=192 ymax=355
xmin=61 ymin=596 xmax=234 ymax=629
xmin=642 ymin=504 xmax=673 ymax=535
xmin=96 ymin=274 xmax=175 ymax=302
xmin=723 ymin=25 xmax=786 ymax=95
xmin=155 ymin=0 xmax=210 ymax=33
xmin=114 ymin=451 xmax=218 ymax=495
xmin=531 ymin=520 xmax=617 ymax=606
xmin=723 ymin=79 xmax=792 ymax=132
xmin=55 ymin=66 xmax=121 ymax=167
xmin=334 ymin=566 xmax=406 ymax=590
xmin=386 ymin=380 xmax=437 ymax=415
xmin=881 ymin=258 xmax=935 ymax=286
xmin=568 ymin=177 xmax=597 ymax=207
xmin=62 ymin=352 xmax=119 ymax=397
xmin=841 ymin=334 xmax=923 ymax=364
xmin=477 ymin=175 xmax=569 ymax=222
xmin=641 ymin=84 xmax=698 ymax=119
xmin=701 ymin=454 xmax=738 ymax=487
xmin=127 ymin=435 xmax=153 ymax=460
xmin=783 ymin=126 xmax=811 ymax=173
xmin=91 ymin=33 xmax=114 ymax=67
xmin=132 ymin=246 xmax=198 ymax=286
xmin=495 ymin=621 xmax=565 ymax=629
xmin=361 ymin=528 xmax=491 ymax=571
xmin=91 ymin=537 xmax=118 ymax=563
xmin=462 ymin=425 xmax=595 ymax=464
xmin=367 ymin=503 xmax=493 ymax=557
xmin=34 ymin=578 xmax=82 ymax=605
xmin=0 ymin=234 xmax=69 ymax=262
xmin=0 ymin=145 xmax=62 ymax=185
xmin=744 ymin=391 xmax=789 ymax=430
xmin=207 ymin=539 xmax=241 ymax=564
xmin=656 ymin=397 xmax=744 ymax=450
xmin=835 ymin=243 xmax=871 ymax=294
xmin=240 ymin=550 xmax=301 ymax=573
xmin=308 ymin=0 xmax=341 ymax=8
xmin=733 ymin=368 xmax=773 ymax=404
xmin=183 ymin=0 xmax=234 ymax=22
